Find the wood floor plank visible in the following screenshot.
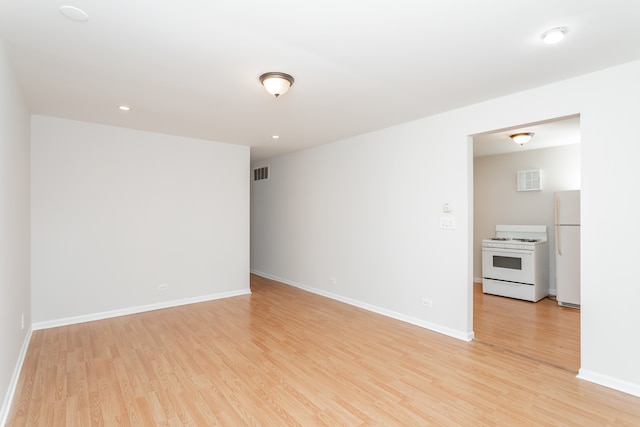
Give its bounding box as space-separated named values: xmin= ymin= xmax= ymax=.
xmin=7 ymin=274 xmax=640 ymax=426
xmin=473 ymin=282 xmax=581 ymax=371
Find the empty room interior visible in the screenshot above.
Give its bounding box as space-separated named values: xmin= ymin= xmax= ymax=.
xmin=2 ymin=1 xmax=640 ymax=425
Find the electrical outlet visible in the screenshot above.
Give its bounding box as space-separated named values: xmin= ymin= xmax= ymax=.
xmin=329 ymin=277 xmax=337 ymax=285
xmin=421 ymin=298 xmax=433 ymax=308
xmin=158 ymin=283 xmax=169 ymax=291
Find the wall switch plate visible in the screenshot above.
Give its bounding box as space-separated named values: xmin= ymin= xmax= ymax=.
xmin=158 ymin=283 xmax=169 ymax=291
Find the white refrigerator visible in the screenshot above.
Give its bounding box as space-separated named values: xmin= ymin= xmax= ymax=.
xmin=555 ymin=190 xmax=580 ymax=308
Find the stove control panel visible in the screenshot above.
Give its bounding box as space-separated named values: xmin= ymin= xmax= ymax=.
xmin=482 ymin=241 xmax=540 ymax=250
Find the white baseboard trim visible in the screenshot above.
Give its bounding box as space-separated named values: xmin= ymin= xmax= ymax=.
xmin=1 ymin=327 xmax=33 ymax=427
xmin=251 ymin=270 xmax=473 ymax=342
xmin=577 ymin=369 xmax=640 ymax=397
xmin=32 ymin=288 xmax=251 ymax=331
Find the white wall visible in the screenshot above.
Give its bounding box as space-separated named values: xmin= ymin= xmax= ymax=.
xmin=252 ymin=113 xmax=473 ymax=339
xmin=0 ymin=39 xmax=31 ymax=423
xmin=474 ymin=144 xmax=581 ymax=291
xmin=251 ymin=60 xmax=640 ymax=396
xmin=31 ymin=116 xmax=250 ymax=325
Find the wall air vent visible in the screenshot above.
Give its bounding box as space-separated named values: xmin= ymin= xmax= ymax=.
xmin=253 ymin=166 xmax=269 ymax=181
xmin=517 ymin=169 xmax=542 ymax=191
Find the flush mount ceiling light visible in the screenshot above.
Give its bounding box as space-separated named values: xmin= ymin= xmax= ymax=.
xmin=118 ymin=105 xmax=131 ymax=111
xmin=59 ymin=5 xmax=89 ymax=22
xmin=510 ymin=132 xmax=534 ymax=146
xmin=541 ymin=27 xmax=567 ymax=44
xmin=259 ymin=72 xmax=294 ymax=98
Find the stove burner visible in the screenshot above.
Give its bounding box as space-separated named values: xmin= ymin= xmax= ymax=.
xmin=486 ymin=237 xmax=542 ymax=243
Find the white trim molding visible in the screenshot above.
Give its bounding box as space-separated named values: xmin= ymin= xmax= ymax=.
xmin=251 ymin=270 xmax=473 ymax=342
xmin=32 ymin=289 xmax=251 ymax=331
xmin=578 ymin=369 xmax=640 ymax=398
xmin=0 ymin=328 xmax=33 ymax=426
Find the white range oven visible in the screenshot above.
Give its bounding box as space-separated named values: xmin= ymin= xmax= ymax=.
xmin=482 ymin=225 xmax=549 ymax=302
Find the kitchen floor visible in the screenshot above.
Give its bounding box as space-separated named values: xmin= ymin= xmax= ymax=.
xmin=473 ymin=283 xmax=580 ymax=372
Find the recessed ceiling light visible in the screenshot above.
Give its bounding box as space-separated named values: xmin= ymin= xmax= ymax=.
xmin=272 ymin=135 xmax=280 ymax=139
xmin=541 ymin=27 xmax=567 ymax=45
xmin=59 ymin=5 xmax=89 ymax=22
xmin=118 ymin=105 xmax=131 ymax=111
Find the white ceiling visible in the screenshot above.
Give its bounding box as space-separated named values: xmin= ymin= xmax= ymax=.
xmin=0 ymin=1 xmax=638 ymax=162
xmin=473 ymin=115 xmax=581 ymax=157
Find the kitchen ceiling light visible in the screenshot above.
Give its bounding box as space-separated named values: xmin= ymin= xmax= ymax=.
xmin=259 ymin=72 xmax=294 ymax=98
xmin=510 ymin=133 xmax=534 ymax=146
xmin=541 ymin=27 xmax=567 ymax=44
xmin=118 ymin=105 xmax=131 ymax=111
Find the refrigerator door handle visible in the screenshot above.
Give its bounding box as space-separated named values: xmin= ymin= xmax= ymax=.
xmin=556 ymin=195 xmax=563 ymax=255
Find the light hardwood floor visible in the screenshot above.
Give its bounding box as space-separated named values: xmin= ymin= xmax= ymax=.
xmin=7 ymin=275 xmax=640 ymax=426
xmin=473 ymin=282 xmax=581 ymax=372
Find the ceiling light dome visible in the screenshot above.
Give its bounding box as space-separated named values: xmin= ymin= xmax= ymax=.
xmin=541 ymin=27 xmax=567 ymax=44
xmin=510 ymin=132 xmax=534 ymax=146
xmin=259 ymin=72 xmax=294 ymax=98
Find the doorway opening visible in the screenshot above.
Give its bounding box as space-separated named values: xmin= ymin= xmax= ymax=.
xmin=471 ymin=114 xmax=581 ymax=372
